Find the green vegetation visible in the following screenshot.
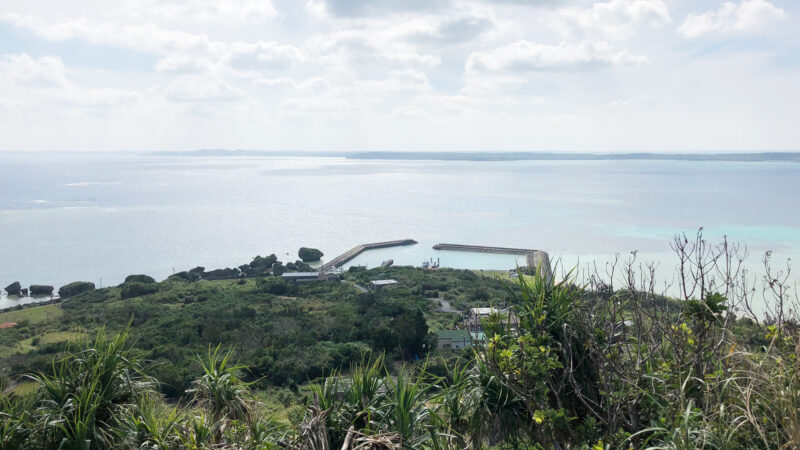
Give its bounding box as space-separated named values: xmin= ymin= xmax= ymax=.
xmin=120 ymin=281 xmax=159 ymax=299
xmin=58 ymin=281 xmax=95 ymax=299
xmin=2 ymin=233 xmax=799 ymax=448
xmin=124 ymin=274 xmax=156 ymax=284
xmin=0 ymin=304 xmax=62 ymax=325
xmin=298 ymin=247 xmax=323 ymax=262
xmin=2 ymin=256 xmax=503 ymax=401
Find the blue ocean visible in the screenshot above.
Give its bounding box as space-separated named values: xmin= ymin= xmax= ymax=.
xmin=2 ymin=152 xmax=799 ymax=308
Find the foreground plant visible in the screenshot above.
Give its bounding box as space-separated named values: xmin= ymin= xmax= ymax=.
xmin=187 ymin=344 xmax=254 ymax=424
xmin=27 ymin=327 xmax=156 ymax=449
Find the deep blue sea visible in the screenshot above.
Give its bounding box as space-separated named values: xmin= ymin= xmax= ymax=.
xmin=2 ymin=152 xmax=799 ymax=309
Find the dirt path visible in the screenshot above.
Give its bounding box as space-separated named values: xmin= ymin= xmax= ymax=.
xmin=434 ymin=298 xmax=460 ymax=314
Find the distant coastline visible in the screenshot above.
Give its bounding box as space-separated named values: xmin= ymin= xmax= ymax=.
xmin=152 ymin=149 xmax=800 ymax=162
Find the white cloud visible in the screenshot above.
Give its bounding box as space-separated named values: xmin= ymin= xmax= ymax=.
xmin=252 ymin=76 xmax=299 ymax=88
xmin=0 ymin=53 xmax=142 ymax=114
xmin=305 ymin=0 xmax=449 ymax=18
xmin=400 ymin=9 xmax=499 ymax=45
xmin=0 ymin=13 xmax=304 ymax=77
xmin=64 ymin=88 xmax=142 ymax=109
xmin=155 ymin=56 xmax=215 ymax=74
xmin=0 ymin=53 xmax=68 ymax=87
xmin=165 ymin=78 xmax=245 ymax=102
xmin=466 ymin=40 xmax=649 ymax=73
xmin=127 ymin=0 xmax=278 ymax=24
xmin=225 ymin=41 xmax=304 ymax=71
xmin=678 ymin=0 xmax=785 ymax=39
xmin=252 ymin=76 xmax=330 ymax=92
xmin=550 ymin=0 xmax=671 ymax=39
xmin=307 ymin=28 xmax=441 ymax=71
xmin=0 ymin=0 xmax=798 ymax=151
xmin=0 ymin=13 xmax=213 ymax=55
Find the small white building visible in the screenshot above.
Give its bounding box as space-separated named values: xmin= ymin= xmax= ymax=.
xmin=281 ymin=272 xmax=337 ymax=283
xmin=465 ymin=307 xmax=518 ymax=332
xmin=369 ymin=279 xmax=398 ymax=290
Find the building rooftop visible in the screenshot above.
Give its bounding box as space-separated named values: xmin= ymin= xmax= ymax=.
xmin=370 ymin=279 xmax=398 ymax=286
xmin=281 ymin=272 xmax=322 ymax=278
xmin=470 ymin=307 xmax=505 ymax=316
xmin=437 ymin=329 xmax=470 ymax=340
xmin=470 ymin=331 xmax=486 ymax=342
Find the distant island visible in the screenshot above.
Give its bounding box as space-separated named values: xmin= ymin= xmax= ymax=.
xmin=154 ymin=149 xmax=800 ymax=162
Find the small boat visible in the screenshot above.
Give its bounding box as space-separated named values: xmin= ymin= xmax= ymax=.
xmin=381 ymin=259 xmax=394 ymax=267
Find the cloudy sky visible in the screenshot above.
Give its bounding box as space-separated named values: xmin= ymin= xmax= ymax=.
xmin=0 ymin=0 xmax=797 ymax=152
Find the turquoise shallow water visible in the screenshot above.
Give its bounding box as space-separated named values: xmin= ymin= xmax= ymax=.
xmin=1 ymin=153 xmax=799 ymax=309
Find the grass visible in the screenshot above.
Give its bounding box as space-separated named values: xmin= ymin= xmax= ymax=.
xmin=0 ymin=330 xmax=88 ymax=358
xmin=22 ymin=330 xmax=88 ymax=346
xmin=0 ymin=304 xmax=63 ymax=325
xmin=0 ymin=341 xmax=34 ymax=358
xmin=8 ymin=380 xmax=37 ymax=395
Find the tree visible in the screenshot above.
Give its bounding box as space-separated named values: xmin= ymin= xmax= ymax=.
xmin=121 ymin=282 xmax=159 ymax=299
xmin=57 ymin=281 xmax=95 ymax=298
xmin=124 ymin=274 xmax=156 ymax=284
xmin=393 ymin=309 xmax=429 ymax=359
xmin=256 ymin=277 xmax=294 ymax=295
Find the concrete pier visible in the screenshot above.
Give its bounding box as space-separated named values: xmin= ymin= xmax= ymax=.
xmin=432 ymin=243 xmax=551 ymax=278
xmin=322 ymin=239 xmax=417 ymax=271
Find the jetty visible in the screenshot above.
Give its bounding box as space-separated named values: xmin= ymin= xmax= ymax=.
xmin=432 ymin=243 xmax=551 ymax=277
xmin=323 ymin=239 xmax=417 ymax=272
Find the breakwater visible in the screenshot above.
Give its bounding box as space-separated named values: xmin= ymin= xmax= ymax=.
xmin=322 ymin=239 xmax=417 ymax=271
xmin=432 ymin=243 xmax=551 ymax=276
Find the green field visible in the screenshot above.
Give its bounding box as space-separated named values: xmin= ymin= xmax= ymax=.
xmin=21 ymin=330 xmax=88 ymax=346
xmin=0 ymin=330 xmax=87 ymax=358
xmin=1 ymin=303 xmax=63 ymax=325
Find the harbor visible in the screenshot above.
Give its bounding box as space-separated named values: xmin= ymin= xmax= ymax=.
xmin=326 ymin=239 xmax=551 ymax=274
xmin=321 ymin=239 xmax=418 ymax=272
xmin=432 ymin=243 xmax=550 ymax=268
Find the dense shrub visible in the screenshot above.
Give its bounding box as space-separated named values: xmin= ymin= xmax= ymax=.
xmin=58 ymin=281 xmax=95 ymax=298
xmin=239 ymin=255 xmax=279 ymax=277
xmin=124 ymin=274 xmax=156 ymax=284
xmin=256 ymin=277 xmax=295 ymax=295
xmin=169 ymin=270 xmax=201 ymax=282
xmin=120 ymin=282 xmax=159 ymax=299
xmin=203 ymin=267 xmax=241 ymax=280
xmin=4 ymin=234 xmax=800 ymax=449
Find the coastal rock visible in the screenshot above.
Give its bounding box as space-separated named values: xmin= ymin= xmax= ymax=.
xmin=298 ymin=247 xmax=323 ymax=262
xmin=4 ymin=281 xmax=21 ymax=296
xmin=58 ymin=281 xmax=96 ymax=299
xmin=29 ymin=285 xmax=54 ymax=296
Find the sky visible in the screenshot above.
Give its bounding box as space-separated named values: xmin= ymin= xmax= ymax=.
xmin=0 ymin=0 xmax=798 ymax=152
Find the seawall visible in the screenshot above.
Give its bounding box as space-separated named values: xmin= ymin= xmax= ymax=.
xmin=322 ymin=239 xmax=417 ymax=271
xmin=432 ymin=243 xmax=551 ymax=278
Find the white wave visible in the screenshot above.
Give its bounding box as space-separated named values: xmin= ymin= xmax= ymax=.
xmin=63 ymin=181 xmax=121 ymax=187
